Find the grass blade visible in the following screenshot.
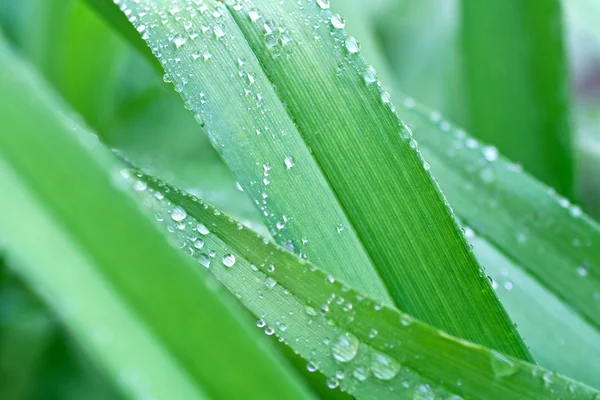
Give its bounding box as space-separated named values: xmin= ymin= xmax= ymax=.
xmin=333 ymin=4 xmax=600 ymax=386
xmin=113 ymin=0 xmax=531 ymax=360
xmin=460 ymin=0 xmax=574 ymax=196
xmin=124 ymin=167 xmax=599 ymax=400
xmin=0 ymin=35 xmax=313 ymax=400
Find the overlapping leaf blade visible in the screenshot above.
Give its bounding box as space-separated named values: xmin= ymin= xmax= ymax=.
xmin=0 ymin=35 xmax=312 ymax=400
xmin=121 ymin=166 xmax=599 ymax=400
xmin=114 ymin=0 xmax=531 ymax=359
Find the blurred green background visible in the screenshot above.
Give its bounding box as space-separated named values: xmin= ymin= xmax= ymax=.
xmin=1 ymin=0 xmax=599 ymax=398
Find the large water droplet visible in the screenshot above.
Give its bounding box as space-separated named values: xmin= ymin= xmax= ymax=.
xmin=332 ymin=333 xmax=359 ymax=362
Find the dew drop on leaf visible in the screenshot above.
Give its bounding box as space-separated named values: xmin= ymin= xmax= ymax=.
xmin=352 ymin=366 xmax=368 ymax=381
xmin=284 ymin=156 xmax=295 ymax=169
xmin=222 ymin=254 xmax=236 ymax=267
xmin=197 ymin=223 xmax=210 ymax=235
xmin=316 ymin=0 xmax=330 ymax=9
xmin=345 ymin=36 xmax=360 ymax=53
xmin=330 ymin=14 xmax=345 ymax=29
xmin=371 ymin=352 xmax=400 ymax=380
xmin=332 ymin=333 xmax=360 ymax=363
xmin=265 ymin=277 xmax=277 ymax=289
xmin=173 ymin=35 xmax=186 ymax=48
xmin=248 ymin=8 xmax=261 ymax=21
xmin=326 ymin=377 xmax=339 ymax=389
xmin=170 ymin=207 xmax=187 ymax=222
xmin=363 ymin=66 xmax=378 ymax=84
xmin=490 ymin=351 xmax=518 ymax=378
xmin=307 ymin=361 xmax=318 ymax=372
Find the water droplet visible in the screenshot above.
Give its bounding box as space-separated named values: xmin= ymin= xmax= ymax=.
xmin=133 ymin=179 xmax=147 ymax=191
xmin=193 ymin=239 xmax=205 ymax=249
xmin=326 ymin=377 xmax=339 ymax=389
xmin=363 ymin=66 xmax=377 ymax=83
xmin=332 ymin=333 xmax=359 ymax=362
xmin=265 ymin=277 xmax=277 ymax=288
xmin=197 ymin=223 xmax=210 ymax=235
xmin=199 ymin=254 xmax=210 ymax=268
xmin=371 ymin=352 xmax=400 ymax=380
xmin=264 ymin=326 xmax=275 ymax=335
xmin=222 ymin=254 xmax=236 ymax=267
xmin=248 ymin=8 xmax=260 ymax=21
xmin=369 ymin=328 xmax=378 ymax=338
xmin=173 ymin=35 xmax=187 ymax=48
xmin=330 ymin=14 xmax=345 ymax=29
xmin=577 ymin=263 xmax=589 ymax=277
xmin=316 ymin=0 xmax=330 ymax=9
xmin=482 ymin=146 xmax=498 ymax=162
xmin=214 ymin=25 xmax=225 ymax=38
xmin=490 ymin=351 xmax=518 ymax=378
xmin=305 ymin=306 xmax=318 ymax=316
xmin=336 ymin=224 xmax=344 ymax=233
xmin=381 ymin=90 xmax=391 ymax=103
xmin=307 ymin=361 xmax=318 ymax=372
xmin=170 ymin=207 xmax=187 ymax=222
xmin=257 ymin=318 xmax=266 ymax=328
xmin=345 ymin=36 xmax=360 ymax=53
xmin=352 ymin=367 xmax=368 ymax=381
xmin=284 ymin=156 xmax=295 ymax=169
xmin=423 ymin=162 xmax=431 ymax=171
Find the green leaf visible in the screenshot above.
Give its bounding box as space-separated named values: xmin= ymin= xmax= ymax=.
xmin=0 ymin=35 xmax=313 ymax=400
xmin=113 ymin=0 xmax=531 ymax=360
xmin=333 ymin=2 xmax=600 ymax=387
xmin=122 ymin=166 xmax=599 ymax=400
xmin=460 ymin=0 xmax=575 ymax=196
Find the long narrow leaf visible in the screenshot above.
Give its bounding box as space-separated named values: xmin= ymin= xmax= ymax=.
xmin=112 ymin=0 xmax=531 ymax=360
xmin=0 ymin=35 xmax=312 ymax=400
xmin=460 ymin=0 xmax=574 ymax=196
xmin=123 ymin=167 xmax=599 ymax=400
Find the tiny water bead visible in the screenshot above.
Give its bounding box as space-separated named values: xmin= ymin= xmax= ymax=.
xmin=173 ymin=35 xmax=186 ymax=48
xmin=332 ymin=332 xmax=360 ymax=362
xmin=482 ymin=146 xmax=499 ymax=162
xmin=330 ymin=14 xmax=345 ymax=29
xmin=326 ymin=377 xmax=339 ymax=389
xmin=307 ymin=361 xmax=318 ymax=372
xmin=265 ymin=277 xmax=277 ymax=288
xmin=284 ymin=156 xmax=295 ymax=169
xmin=222 ymin=254 xmax=236 ymax=267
